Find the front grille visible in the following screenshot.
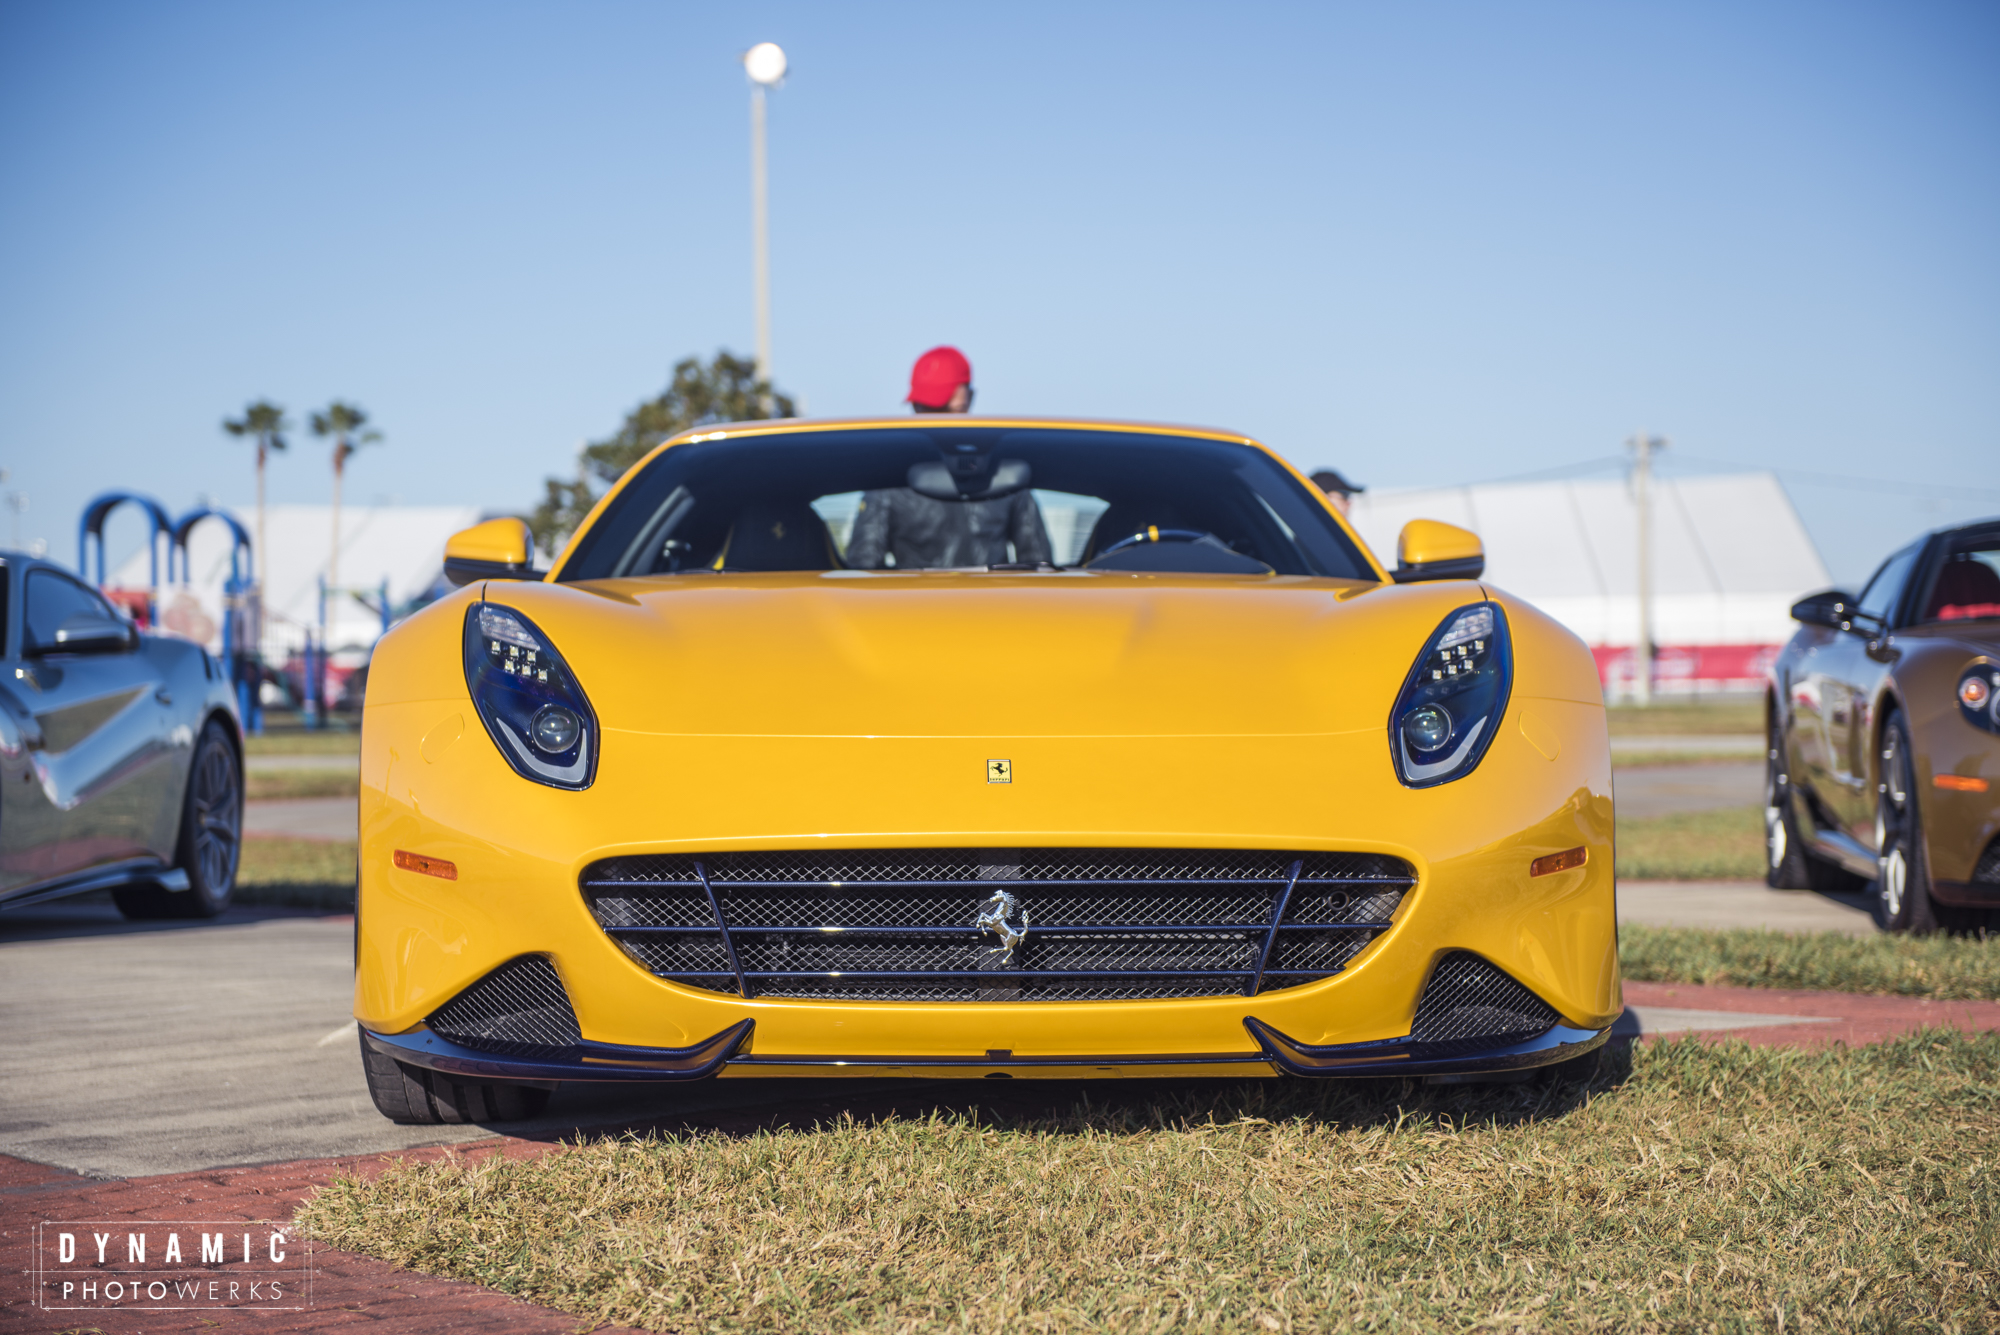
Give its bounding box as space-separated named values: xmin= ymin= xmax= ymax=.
xmin=1410 ymin=952 xmax=1558 ymax=1046
xmin=584 ymin=848 xmax=1413 ymax=1001
xmin=427 ymin=956 xmax=582 ymax=1056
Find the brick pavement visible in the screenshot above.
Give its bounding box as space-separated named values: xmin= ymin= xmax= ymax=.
xmin=5 ymin=981 xmax=1996 ymax=1334
xmin=1621 ymin=979 xmax=2000 ymax=1049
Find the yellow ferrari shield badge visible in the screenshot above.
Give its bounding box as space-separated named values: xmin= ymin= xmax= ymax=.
xmin=986 ymin=758 xmax=1012 ymax=784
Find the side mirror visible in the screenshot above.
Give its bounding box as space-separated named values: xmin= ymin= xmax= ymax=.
xmin=1790 ymin=588 xmax=1857 ymax=630
xmin=1392 ymin=519 xmax=1485 ymax=584
xmin=34 ymin=612 xmax=138 ymax=656
xmin=444 ymin=518 xmax=538 ymax=587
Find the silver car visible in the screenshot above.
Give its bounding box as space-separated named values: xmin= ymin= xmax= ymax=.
xmin=0 ymin=553 xmax=245 ymax=917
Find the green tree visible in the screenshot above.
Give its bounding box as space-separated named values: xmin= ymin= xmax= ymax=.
xmin=309 ymin=401 xmax=381 ymax=602
xmin=530 ymin=351 xmax=794 ymax=553
xmin=222 ymin=400 xmax=289 ymax=603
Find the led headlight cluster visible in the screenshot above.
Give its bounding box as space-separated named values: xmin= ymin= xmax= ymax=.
xmin=1389 ymin=602 xmax=1512 ymax=787
xmin=462 ymin=602 xmax=597 ymax=789
xmin=1958 ymin=663 xmax=2000 ymax=735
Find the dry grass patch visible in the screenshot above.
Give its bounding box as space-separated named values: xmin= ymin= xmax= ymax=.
xmin=1606 ymin=700 xmax=1765 ymax=737
xmin=298 ymin=1034 xmax=1999 ymax=1333
xmin=246 ymin=768 xmax=358 ymax=800
xmin=236 ymin=837 xmax=355 ymax=909
xmin=1617 ymin=805 xmax=1765 ymax=880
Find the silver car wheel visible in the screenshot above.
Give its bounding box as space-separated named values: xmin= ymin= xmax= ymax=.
xmin=1880 ymin=845 xmax=1906 ymax=920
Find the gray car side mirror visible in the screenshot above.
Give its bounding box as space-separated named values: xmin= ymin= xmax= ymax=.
xmin=36 ymin=612 xmax=139 ymax=656
xmin=1789 ymin=589 xmax=1856 ymax=630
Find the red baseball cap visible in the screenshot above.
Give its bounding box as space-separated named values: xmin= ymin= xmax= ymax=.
xmin=907 ymin=345 xmax=972 ymax=408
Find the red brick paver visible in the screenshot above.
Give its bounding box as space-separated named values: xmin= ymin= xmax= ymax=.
xmin=1623 ymin=979 xmax=2000 ymax=1049
xmin=0 ymin=1148 xmax=641 ymax=1335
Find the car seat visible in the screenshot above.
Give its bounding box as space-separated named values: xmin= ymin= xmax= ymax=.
xmin=1926 ymin=557 xmax=2000 ymax=621
xmin=716 ymin=499 xmax=843 ymax=572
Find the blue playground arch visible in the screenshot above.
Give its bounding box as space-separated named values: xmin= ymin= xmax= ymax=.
xmin=79 ymin=491 xmax=176 ymax=596
xmin=171 ymin=505 xmax=263 ymax=733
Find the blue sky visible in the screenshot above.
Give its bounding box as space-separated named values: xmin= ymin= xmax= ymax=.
xmin=2 ymin=0 xmax=1996 ymax=585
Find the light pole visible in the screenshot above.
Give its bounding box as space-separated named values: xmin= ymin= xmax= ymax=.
xmin=743 ymin=41 xmax=787 ymax=401
xmin=1627 ymin=433 xmax=1668 ymax=706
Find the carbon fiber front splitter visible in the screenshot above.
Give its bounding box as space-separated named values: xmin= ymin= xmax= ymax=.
xmin=361 ymin=1019 xmax=754 ymax=1083
xmin=1242 ymin=1015 xmax=1611 ymax=1077
xmin=364 ymin=1014 xmax=1609 ymax=1086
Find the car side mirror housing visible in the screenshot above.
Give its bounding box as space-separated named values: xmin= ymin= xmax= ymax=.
xmin=32 ymin=612 xmax=138 ymax=656
xmin=445 ymin=518 xmax=538 ymax=586
xmin=1789 ymin=588 xmax=1856 ymax=629
xmin=1392 ymin=519 xmax=1485 ymax=584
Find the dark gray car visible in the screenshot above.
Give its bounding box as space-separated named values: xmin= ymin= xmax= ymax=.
xmin=0 ymin=553 xmax=244 ymax=917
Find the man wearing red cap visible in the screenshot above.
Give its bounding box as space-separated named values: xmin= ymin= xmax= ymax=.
xmin=845 ymin=346 xmax=1051 ymax=568
xmin=907 ymin=345 xmax=974 ymax=413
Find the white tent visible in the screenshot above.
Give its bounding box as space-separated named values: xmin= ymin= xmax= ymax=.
xmin=1344 ymin=472 xmax=1830 ymax=695
xmin=111 ymin=504 xmax=484 ymax=658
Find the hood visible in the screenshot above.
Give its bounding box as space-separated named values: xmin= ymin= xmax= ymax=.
xmin=490 ymin=573 xmax=1489 ymax=739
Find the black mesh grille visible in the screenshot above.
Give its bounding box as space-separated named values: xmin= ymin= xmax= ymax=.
xmin=1974 ymin=839 xmax=2000 ymax=885
xmin=583 ymin=848 xmax=1413 ymax=1002
xmin=1410 ymin=953 xmax=1559 ymax=1045
xmin=427 ymin=956 xmax=582 ymax=1055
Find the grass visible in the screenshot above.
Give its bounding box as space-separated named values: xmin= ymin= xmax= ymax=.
xmin=297 ymin=1032 xmax=2000 ymax=1334
xmin=236 ymin=837 xmax=355 ymax=910
xmin=1606 ymin=699 xmax=1764 ymax=737
xmin=1624 ymin=925 xmax=2000 ymax=1000
xmin=1611 ymin=749 xmax=1763 ymax=768
xmin=246 ymin=769 xmax=359 ymax=800
xmin=1617 ymin=805 xmax=1765 ymax=881
xmin=243 ymin=717 xmax=361 ymax=757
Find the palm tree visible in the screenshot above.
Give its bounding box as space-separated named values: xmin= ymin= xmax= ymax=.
xmin=223 ymin=400 xmax=288 ymax=605
xmin=309 ymin=401 xmax=381 ymax=608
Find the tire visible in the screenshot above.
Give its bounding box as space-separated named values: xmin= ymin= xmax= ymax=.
xmin=1764 ymin=712 xmax=1862 ymax=891
xmin=358 ymin=1032 xmax=553 ymax=1124
xmin=114 ymin=719 xmax=243 ymax=920
xmin=1877 ymin=714 xmax=1951 ymax=934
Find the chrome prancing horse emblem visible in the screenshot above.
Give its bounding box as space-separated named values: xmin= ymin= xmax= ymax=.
xmin=976 ymin=889 xmax=1030 ymax=963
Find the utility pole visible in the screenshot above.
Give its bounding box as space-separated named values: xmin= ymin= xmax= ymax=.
xmin=1628 ymin=433 xmax=1668 ymax=706
xmin=743 ymin=42 xmax=787 ymax=408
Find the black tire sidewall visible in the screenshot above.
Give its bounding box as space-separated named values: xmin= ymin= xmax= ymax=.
xmin=175 ymin=719 xmax=243 ymax=916
xmin=1880 ymin=715 xmax=1939 ymax=934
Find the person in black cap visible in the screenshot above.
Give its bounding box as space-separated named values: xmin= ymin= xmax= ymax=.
xmin=1310 ymin=469 xmax=1364 ymax=518
xmin=844 ymin=347 xmax=1051 ymax=568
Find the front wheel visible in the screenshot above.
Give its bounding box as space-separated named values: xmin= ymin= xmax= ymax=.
xmin=359 ymin=1033 xmax=552 ymax=1124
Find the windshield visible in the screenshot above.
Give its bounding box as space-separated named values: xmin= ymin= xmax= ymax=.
xmin=556 ymin=427 xmax=1376 ymax=582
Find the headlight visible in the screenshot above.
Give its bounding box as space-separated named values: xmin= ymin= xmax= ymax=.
xmin=1958 ymin=663 xmax=2000 ymax=735
xmin=463 ymin=602 xmax=597 ymax=789
xmin=1389 ymin=601 xmax=1512 ymax=787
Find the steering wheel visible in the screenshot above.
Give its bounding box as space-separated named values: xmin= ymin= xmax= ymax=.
xmin=1095 ymin=527 xmax=1227 ymax=559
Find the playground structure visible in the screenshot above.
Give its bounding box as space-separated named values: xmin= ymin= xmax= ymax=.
xmin=76 ymin=490 xmax=389 ymax=731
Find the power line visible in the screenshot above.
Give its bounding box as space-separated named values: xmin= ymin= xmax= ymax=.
xmin=1668 ymin=454 xmax=2000 ymax=503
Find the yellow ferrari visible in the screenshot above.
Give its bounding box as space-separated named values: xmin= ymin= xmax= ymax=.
xmin=355 ymin=418 xmax=1618 ymax=1123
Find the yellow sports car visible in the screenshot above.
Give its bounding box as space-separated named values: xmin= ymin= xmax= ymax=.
xmin=355 ymin=418 xmax=1618 ymax=1123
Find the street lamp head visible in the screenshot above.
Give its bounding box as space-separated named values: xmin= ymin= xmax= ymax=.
xmin=744 ymin=42 xmax=787 ymax=87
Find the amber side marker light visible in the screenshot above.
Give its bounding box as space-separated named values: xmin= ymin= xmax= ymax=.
xmin=1530 ymin=847 xmax=1587 ymax=877
xmin=394 ymin=850 xmax=459 ymax=880
xmin=1934 ymin=774 xmax=1990 ymax=793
